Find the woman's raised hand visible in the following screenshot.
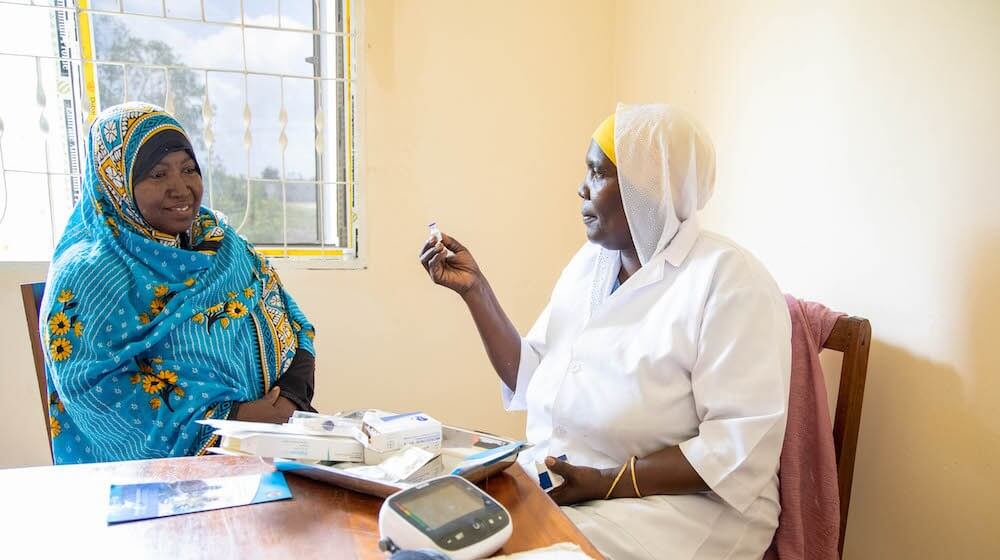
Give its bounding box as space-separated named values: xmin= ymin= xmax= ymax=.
xmin=419 ymin=230 xmax=522 ymax=390
xmin=419 ymin=233 xmax=483 ymax=296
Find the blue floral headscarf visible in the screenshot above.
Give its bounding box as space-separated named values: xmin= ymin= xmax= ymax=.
xmin=41 ymin=102 xmax=315 ymax=464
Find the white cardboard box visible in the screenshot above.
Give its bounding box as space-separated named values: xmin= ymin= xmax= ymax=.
xmin=221 ymin=432 xmax=364 ymax=462
xmin=362 ymin=411 xmax=442 ymax=454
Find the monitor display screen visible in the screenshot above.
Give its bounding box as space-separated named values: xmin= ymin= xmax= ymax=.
xmin=397 ymin=483 xmax=484 ymax=530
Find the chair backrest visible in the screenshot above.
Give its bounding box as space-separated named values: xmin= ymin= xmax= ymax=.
xmin=822 ymin=315 xmax=871 ymax=556
xmin=20 ymin=281 xmax=52 ymax=462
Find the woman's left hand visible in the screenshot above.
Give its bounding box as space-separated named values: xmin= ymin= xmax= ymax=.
xmin=545 ymin=456 xmax=612 ymax=506
xmin=273 ymin=395 xmax=298 ymax=419
xmin=235 ymin=387 xmax=298 ymax=424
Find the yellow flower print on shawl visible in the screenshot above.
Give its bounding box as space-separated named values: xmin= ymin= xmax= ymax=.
xmin=44 ymin=289 xmax=83 ymax=363
xmin=129 ymin=357 xmax=186 ymax=413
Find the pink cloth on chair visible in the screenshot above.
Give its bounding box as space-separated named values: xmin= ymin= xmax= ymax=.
xmin=771 ymin=295 xmax=845 ymax=560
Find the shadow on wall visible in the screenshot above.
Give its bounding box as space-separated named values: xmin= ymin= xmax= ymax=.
xmin=845 ymin=337 xmax=999 ymax=558
xmin=966 ymin=234 xmax=1000 ymax=440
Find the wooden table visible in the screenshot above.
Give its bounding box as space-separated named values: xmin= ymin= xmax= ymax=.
xmin=1 ymin=455 xmax=601 ymax=559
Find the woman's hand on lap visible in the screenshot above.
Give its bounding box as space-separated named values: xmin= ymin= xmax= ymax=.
xmin=234 ymin=387 xmax=296 ymax=424
xmin=272 ymin=395 xmax=297 ymax=419
xmin=545 ymin=456 xmax=613 ymax=506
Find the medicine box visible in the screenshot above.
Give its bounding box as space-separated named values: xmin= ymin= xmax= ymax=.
xmin=362 ymin=411 xmax=442 ymax=454
xmin=221 ymin=432 xmax=364 ymax=462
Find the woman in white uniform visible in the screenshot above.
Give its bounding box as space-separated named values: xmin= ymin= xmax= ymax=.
xmin=419 ymin=104 xmax=791 ymax=560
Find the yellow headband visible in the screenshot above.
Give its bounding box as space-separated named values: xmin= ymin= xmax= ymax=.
xmin=591 ymin=113 xmax=616 ymax=166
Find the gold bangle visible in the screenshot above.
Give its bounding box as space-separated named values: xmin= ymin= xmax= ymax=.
xmin=604 ymin=462 xmax=629 ymax=500
xmin=629 ymin=455 xmax=642 ymax=498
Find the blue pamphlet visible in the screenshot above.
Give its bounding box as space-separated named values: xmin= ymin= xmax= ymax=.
xmin=107 ymin=471 xmax=292 ymax=524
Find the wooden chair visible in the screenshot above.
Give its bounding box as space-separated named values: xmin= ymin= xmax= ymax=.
xmin=824 ymin=315 xmax=872 ymax=556
xmin=21 ymin=281 xmax=52 ymax=462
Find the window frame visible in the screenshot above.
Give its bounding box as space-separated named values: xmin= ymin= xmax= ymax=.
xmin=0 ymin=0 xmax=366 ymax=269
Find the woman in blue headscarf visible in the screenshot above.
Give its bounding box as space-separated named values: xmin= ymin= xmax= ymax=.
xmin=40 ymin=102 xmax=317 ymax=464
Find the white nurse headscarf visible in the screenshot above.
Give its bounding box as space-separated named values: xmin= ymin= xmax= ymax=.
xmin=613 ymin=104 xmax=717 ymax=266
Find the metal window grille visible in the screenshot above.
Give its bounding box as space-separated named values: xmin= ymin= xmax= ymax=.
xmin=0 ymin=0 xmax=362 ymax=265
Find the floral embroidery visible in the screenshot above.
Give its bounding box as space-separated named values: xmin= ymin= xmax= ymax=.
xmin=243 ymin=287 xmax=254 ymax=299
xmin=45 ymin=289 xmax=83 ymax=363
xmin=149 ymin=298 xmax=165 ymax=316
xmin=48 ymin=392 xmax=66 ymax=440
xmin=226 ymin=301 xmax=248 ymax=319
xmin=184 ymin=277 xmax=196 ymax=287
xmin=50 ymin=338 xmax=73 ymax=361
xmin=142 ymin=371 xmax=168 ymax=393
xmin=49 ymin=392 xmax=66 ymax=414
xmin=143 ymin=284 xmax=178 ymax=321
xmin=105 ymin=216 xmax=120 ymax=237
xmin=129 ymin=357 xmax=184 ymax=412
xmin=49 ymin=312 xmax=71 ymax=336
xmin=192 ymin=297 xmax=250 ymax=332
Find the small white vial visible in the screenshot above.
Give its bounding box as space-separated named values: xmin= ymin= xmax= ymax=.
xmin=428 ymin=221 xmax=443 ymax=243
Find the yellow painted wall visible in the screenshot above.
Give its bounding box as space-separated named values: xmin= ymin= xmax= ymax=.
xmin=614 ymin=0 xmax=1000 ymax=557
xmin=0 ymin=0 xmax=616 ymax=467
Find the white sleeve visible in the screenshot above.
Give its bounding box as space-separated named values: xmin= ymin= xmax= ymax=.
xmin=501 ymin=302 xmax=552 ymax=411
xmin=679 ymin=283 xmax=791 ymax=513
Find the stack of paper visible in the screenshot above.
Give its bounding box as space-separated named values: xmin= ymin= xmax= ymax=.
xmin=199 ymin=417 xmax=365 ymax=462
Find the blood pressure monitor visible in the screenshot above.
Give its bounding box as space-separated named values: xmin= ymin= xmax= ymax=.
xmin=378 ymin=475 xmax=513 ymax=560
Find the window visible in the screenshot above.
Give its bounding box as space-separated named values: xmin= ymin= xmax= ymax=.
xmin=0 ymin=0 xmax=362 ymax=266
